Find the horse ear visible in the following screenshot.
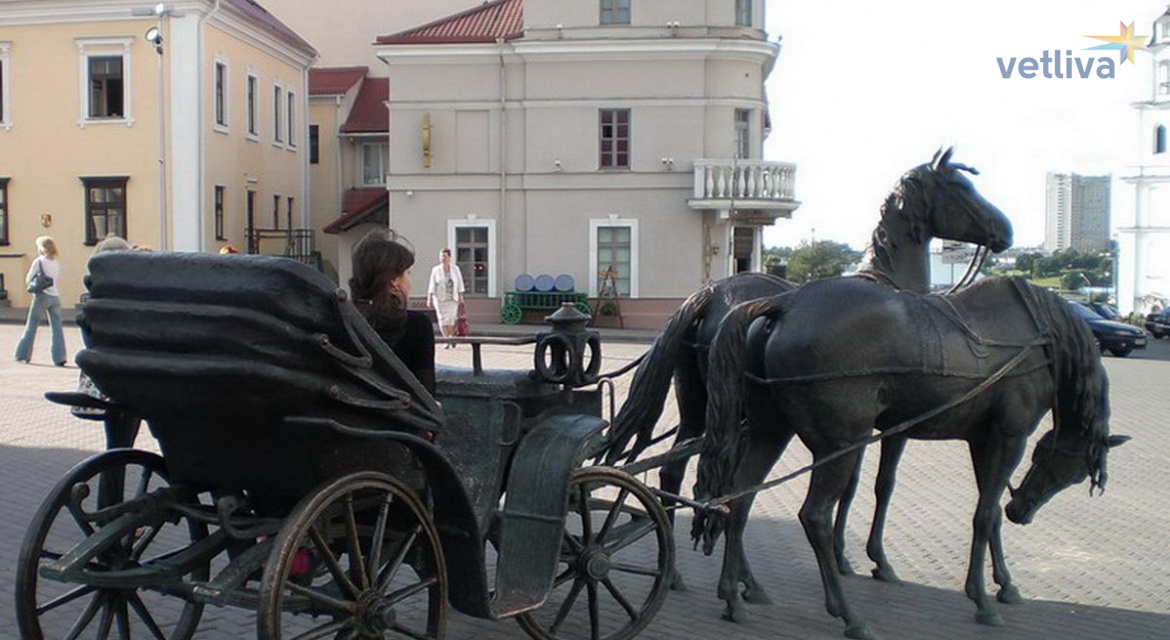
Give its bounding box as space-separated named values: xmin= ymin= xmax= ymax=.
xmin=1106 ymin=434 xmax=1132 ymax=448
xmin=930 ymin=147 xmax=943 ymax=169
xmin=933 ymin=147 xmax=954 ymax=171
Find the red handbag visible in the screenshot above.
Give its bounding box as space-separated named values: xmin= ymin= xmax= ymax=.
xmin=455 ymin=301 xmax=470 ymax=337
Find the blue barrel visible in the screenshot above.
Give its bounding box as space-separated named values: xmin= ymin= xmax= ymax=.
xmin=554 ymin=274 xmax=575 ymax=292
xmin=534 ymin=274 xmax=556 ymax=292
xmin=514 ymin=273 xmax=535 ymax=292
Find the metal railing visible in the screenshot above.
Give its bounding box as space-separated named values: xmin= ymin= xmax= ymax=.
xmin=247 ymin=228 xmax=321 ymax=271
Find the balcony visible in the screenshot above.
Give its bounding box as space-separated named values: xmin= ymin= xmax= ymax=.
xmin=688 ymin=159 xmax=800 ymax=223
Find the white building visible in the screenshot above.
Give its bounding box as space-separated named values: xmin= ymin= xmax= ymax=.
xmin=1119 ymin=8 xmax=1170 ymax=314
xmin=1044 ymin=172 xmax=1111 ymax=254
xmin=371 ymin=0 xmax=799 ymax=328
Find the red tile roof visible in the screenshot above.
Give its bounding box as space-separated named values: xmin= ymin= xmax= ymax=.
xmin=309 ymin=67 xmax=368 ymax=96
xmin=226 ymin=0 xmax=315 ymax=54
xmin=323 ymin=188 xmax=389 ymax=234
xmin=340 ymin=78 xmax=389 ymax=134
xmin=377 ymin=0 xmax=523 ymax=45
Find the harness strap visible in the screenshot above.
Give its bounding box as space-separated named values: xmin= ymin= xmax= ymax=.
xmin=700 ymin=344 xmax=1037 ymax=511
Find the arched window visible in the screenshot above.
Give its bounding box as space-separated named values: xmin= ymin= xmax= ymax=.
xmin=1156 ymin=124 xmax=1166 ymax=154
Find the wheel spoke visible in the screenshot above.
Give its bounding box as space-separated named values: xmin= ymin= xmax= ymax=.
xmin=125 ymin=591 xmax=169 ymax=640
xmin=609 ymin=561 xmax=660 ymax=578
xmin=389 ymin=622 xmax=438 ymax=640
xmin=603 ymin=519 xmax=655 ymax=554
xmin=366 ymin=494 xmax=393 ymax=581
xmin=552 ymin=566 xmax=576 ymax=589
xmin=562 ymin=530 xmax=584 ymax=554
xmin=577 ymin=484 xmax=592 ymax=544
xmin=596 ymin=488 xmax=630 ymax=544
xmin=68 ymin=500 xmax=95 ymax=538
xmin=37 ymin=584 xmax=96 ymax=615
xmin=130 ymin=524 xmax=162 ymax=561
xmin=114 ymin=596 xmax=130 ymax=640
xmin=308 ymin=523 xmax=361 ymax=599
xmin=550 ymin=578 xmax=584 ymax=635
xmin=343 ymin=494 xmax=370 ymax=590
xmin=134 ymin=466 xmax=154 ymax=498
xmin=602 ymin=576 xmax=639 ymax=621
xmin=94 ymin=596 xmax=115 ymax=640
xmin=377 ymin=525 xmax=420 ymax=594
xmin=290 ymin=617 xmax=354 ymax=640
xmin=286 ymin=580 xmax=358 ymax=614
xmin=587 ymin=580 xmax=600 ymax=640
xmin=385 ymin=576 xmax=438 ymax=605
xmin=62 ymin=592 xmax=104 ymax=640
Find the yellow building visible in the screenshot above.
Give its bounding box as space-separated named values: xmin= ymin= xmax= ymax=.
xmin=0 ymin=0 xmax=315 ymax=307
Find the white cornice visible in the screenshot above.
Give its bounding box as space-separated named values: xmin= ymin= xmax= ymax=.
xmin=376 ymin=37 xmax=778 ymax=67
xmin=206 ymin=1 xmax=315 ymax=69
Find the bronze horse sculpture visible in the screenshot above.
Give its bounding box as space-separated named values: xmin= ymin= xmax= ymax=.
xmin=695 ymin=276 xmax=1128 ymax=639
xmin=603 ymin=149 xmax=1011 ymax=592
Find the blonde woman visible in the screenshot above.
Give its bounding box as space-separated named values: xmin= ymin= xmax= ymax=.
xmin=15 ymin=235 xmax=67 ymax=366
xmin=426 ymin=248 xmax=465 ymax=347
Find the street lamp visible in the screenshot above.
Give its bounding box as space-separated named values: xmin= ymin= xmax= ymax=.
xmin=132 ymin=3 xmax=182 ymax=250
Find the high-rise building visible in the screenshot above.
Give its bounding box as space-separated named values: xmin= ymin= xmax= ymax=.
xmin=1044 ymin=172 xmax=1111 ymax=253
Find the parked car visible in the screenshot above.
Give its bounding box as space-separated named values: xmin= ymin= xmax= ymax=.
xmin=1145 ymin=307 xmax=1170 ymax=339
xmin=1071 ymin=302 xmax=1148 ymax=357
xmin=1085 ymin=301 xmax=1121 ymax=320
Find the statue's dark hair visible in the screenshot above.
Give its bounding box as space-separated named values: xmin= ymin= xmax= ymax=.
xmin=350 ymin=229 xmax=416 ymax=344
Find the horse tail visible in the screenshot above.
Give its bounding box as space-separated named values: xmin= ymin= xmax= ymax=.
xmin=604 ymin=284 xmax=716 ymax=464
xmin=695 ymin=293 xmax=789 ymax=503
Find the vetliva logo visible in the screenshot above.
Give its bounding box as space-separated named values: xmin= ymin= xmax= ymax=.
xmin=997 ymin=21 xmax=1147 ymax=79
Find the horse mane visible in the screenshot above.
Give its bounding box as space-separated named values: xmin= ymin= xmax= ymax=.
xmin=863 ymin=165 xmax=932 ymax=275
xmin=604 ymin=283 xmax=716 ymax=464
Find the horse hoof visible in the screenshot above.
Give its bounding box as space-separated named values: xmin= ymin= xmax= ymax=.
xmin=871 ymin=566 xmax=901 ymax=584
xmin=997 ymin=585 xmax=1023 ymax=605
xmin=845 ymin=621 xmax=878 ymax=640
xmin=837 ymin=557 xmax=856 ymax=576
xmin=742 ymin=586 xmax=772 ymax=605
xmin=975 ymin=609 xmax=1004 ymax=627
xmin=722 ymin=602 xmax=750 ymax=623
xmin=670 ymin=570 xmax=688 ymax=592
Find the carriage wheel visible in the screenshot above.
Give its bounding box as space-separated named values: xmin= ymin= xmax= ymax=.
xmin=501 ymin=303 xmax=524 ymax=325
xmin=258 ymin=471 xmax=447 ymax=640
xmin=16 ymin=449 xmax=208 ymax=640
xmin=516 ymin=467 xmax=674 ymax=640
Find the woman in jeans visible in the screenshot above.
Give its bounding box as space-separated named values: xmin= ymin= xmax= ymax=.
xmin=14 ymin=235 xmax=67 ymax=366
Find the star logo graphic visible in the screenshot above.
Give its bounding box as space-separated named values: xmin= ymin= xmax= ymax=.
xmin=1084 ymin=21 xmax=1149 ymax=64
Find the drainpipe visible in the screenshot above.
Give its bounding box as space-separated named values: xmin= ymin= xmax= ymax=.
xmin=335 ymin=95 xmax=344 ymax=222
xmin=197 ymin=0 xmax=221 ymax=252
xmin=497 ymin=36 xmax=508 ymax=297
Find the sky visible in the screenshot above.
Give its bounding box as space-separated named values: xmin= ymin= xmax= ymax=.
xmin=761 ymin=1 xmax=1166 ymax=251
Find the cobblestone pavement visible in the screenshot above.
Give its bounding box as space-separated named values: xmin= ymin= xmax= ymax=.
xmin=1 ymin=324 xmax=1167 ymax=640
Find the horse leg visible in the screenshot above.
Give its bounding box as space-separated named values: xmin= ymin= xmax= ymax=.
xmin=965 ymin=435 xmax=1026 ymax=626
xmin=989 ymin=507 xmax=1023 ymax=604
xmin=800 ymin=452 xmax=876 ymax=640
xmin=717 ymin=425 xmax=790 ymax=622
xmin=660 ymin=362 xmax=706 ymax=591
xmin=867 ymin=436 xmax=906 ymax=583
xmin=832 ymin=449 xmax=863 ymax=576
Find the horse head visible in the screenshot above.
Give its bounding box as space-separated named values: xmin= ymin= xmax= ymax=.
xmin=1005 ymin=429 xmax=1130 ymax=525
xmin=899 ymin=147 xmax=1013 ymax=253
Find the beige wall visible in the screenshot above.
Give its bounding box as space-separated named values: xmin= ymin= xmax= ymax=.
xmin=0 ymin=20 xmax=162 ymax=307
xmin=309 ymin=96 xmax=343 ymax=270
xmin=203 ymin=23 xmax=308 ymax=253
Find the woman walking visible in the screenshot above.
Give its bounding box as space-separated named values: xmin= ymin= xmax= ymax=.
xmin=15 ymin=235 xmax=67 ymax=366
xmin=426 ymin=248 xmax=465 ymax=347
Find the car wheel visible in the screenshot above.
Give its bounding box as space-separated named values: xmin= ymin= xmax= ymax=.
xmin=1154 ymin=330 xmax=1166 ymax=339
xmin=1109 ymin=348 xmax=1132 ymax=357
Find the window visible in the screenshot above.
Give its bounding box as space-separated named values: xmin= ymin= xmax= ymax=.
xmin=590 ymin=219 xmax=638 ymax=297
xmin=600 ymin=0 xmax=630 ymax=25
xmin=0 ymin=42 xmax=10 ymax=127
xmin=273 ymin=194 xmax=281 ymax=228
xmin=362 ymin=142 xmax=389 ymax=185
xmin=214 ymin=186 xmax=225 ymax=240
xmin=88 ymin=56 xmax=124 ymax=119
xmin=273 ymin=85 xmax=283 ymax=143
xmin=1161 ymin=61 xmax=1170 ymax=96
xmin=735 ymin=0 xmax=752 ymax=27
xmin=599 ymin=109 xmax=630 ymax=169
xmin=309 ymin=125 xmax=319 ymax=164
xmin=247 ymin=74 xmax=258 ymax=137
xmin=0 ymin=178 xmax=8 ymax=245
xmin=287 ymin=91 xmax=296 ymax=148
xmin=214 ymin=61 xmax=227 ymax=127
xmin=455 ymin=226 xmax=490 ymax=296
xmin=735 ymin=108 xmax=751 ymax=159
xmin=1156 ymin=125 xmax=1166 ymax=154
xmin=245 ymin=190 xmax=256 ymax=253
xmin=286 ymin=196 xmax=294 ymax=230
xmin=82 ymin=177 xmax=128 ymax=245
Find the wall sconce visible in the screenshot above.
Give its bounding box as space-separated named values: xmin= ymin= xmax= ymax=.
xmin=422 ymin=113 xmax=433 ymax=169
xmin=41 ymin=213 xmax=52 ymax=228
xmin=556 ymin=23 xmax=563 ymax=38
xmin=553 ymin=158 xmax=563 ymax=171
xmin=660 ymin=156 xmax=675 ymax=171
xmin=668 ymin=20 xmax=680 ymax=35
xmin=405 ymin=190 xmax=414 ymax=197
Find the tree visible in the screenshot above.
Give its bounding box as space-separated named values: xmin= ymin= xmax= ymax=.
xmin=784 ymin=240 xmax=863 ymax=284
xmin=1014 ymin=251 xmax=1042 ymax=275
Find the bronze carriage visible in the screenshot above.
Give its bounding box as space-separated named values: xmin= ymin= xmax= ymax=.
xmin=17 ymin=252 xmax=673 ymax=640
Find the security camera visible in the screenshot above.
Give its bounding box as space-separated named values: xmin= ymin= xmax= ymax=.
xmin=144 ymin=26 xmax=163 ymax=53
